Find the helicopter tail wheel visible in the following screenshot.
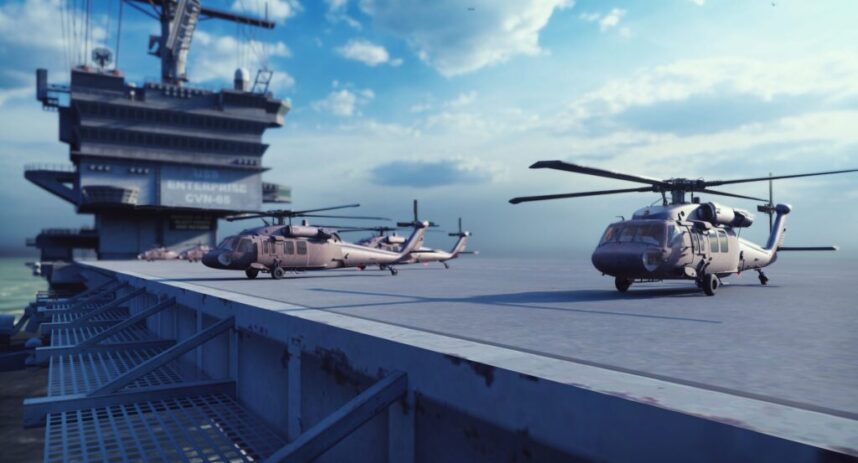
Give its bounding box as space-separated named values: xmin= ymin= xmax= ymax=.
xmin=245 ymin=268 xmax=259 ymax=279
xmin=614 ymin=277 xmax=632 ymax=293
xmin=389 ymin=267 xmax=399 ymax=276
xmin=443 ymin=262 xmax=450 ymax=269
xmin=702 ymin=274 xmax=719 ymax=296
xmin=758 ymin=271 xmax=769 ymax=286
xmin=272 ymin=267 xmax=286 ymax=280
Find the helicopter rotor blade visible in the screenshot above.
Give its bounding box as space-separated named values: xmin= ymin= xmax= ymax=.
xmin=698 ymin=189 xmax=768 ymax=202
xmin=300 ymin=214 xmax=392 ymax=221
xmin=288 ymin=203 xmax=361 ymax=215
xmin=530 ymin=161 xmax=668 ymax=186
xmin=509 ymin=186 xmax=654 ymax=204
xmin=704 ymin=168 xmax=858 ymax=187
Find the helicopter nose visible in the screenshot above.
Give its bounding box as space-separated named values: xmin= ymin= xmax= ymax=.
xmin=591 ymin=247 xmax=648 ymax=276
xmin=201 ymin=251 xmax=222 ymax=268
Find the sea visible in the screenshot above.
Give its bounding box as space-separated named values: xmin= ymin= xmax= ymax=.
xmin=0 ymin=258 xmax=46 ymax=319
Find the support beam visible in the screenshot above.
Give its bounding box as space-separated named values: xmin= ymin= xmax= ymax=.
xmin=264 ymin=371 xmax=408 ymax=463
xmin=62 ymin=281 xmax=127 ymax=311
xmin=34 ymin=339 xmax=176 ymax=364
xmin=89 ymin=316 xmax=235 ymax=396
xmin=78 ymin=298 xmax=175 ymax=347
xmin=67 ymin=287 xmax=145 ymax=326
xmin=23 ymin=379 xmax=235 ymax=427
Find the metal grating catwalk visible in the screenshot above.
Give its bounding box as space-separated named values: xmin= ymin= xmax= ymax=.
xmin=47 ymin=349 xmax=190 ymax=396
xmin=29 ymin=285 xmax=287 ymax=463
xmin=44 ymin=394 xmax=286 ymax=463
xmin=50 ymin=325 xmax=161 ymax=347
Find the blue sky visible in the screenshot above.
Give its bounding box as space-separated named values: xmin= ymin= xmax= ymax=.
xmin=1 ymin=0 xmax=857 ymax=257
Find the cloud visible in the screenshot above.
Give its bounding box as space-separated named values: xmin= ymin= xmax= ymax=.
xmin=578 ymin=8 xmax=626 ymax=32
xmin=325 ymin=0 xmax=362 ymax=28
xmin=689 ymin=0 xmax=705 ymax=5
xmin=336 ymin=39 xmax=395 ymax=66
xmin=231 ymin=0 xmax=301 ymax=22
xmin=191 ymin=31 xmax=294 ymax=91
xmin=555 ymin=52 xmax=858 ymax=135
xmin=370 ymin=159 xmax=495 ymax=187
xmin=0 ymin=0 xmax=108 ymax=104
xmin=445 ymin=91 xmax=477 ymax=108
xmin=359 ymin=0 xmax=573 ymax=77
xmin=311 ymin=83 xmax=375 ymax=116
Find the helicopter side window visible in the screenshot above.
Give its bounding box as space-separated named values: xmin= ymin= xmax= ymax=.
xmin=691 ymin=231 xmax=700 ymax=253
xmin=285 ymin=241 xmax=295 ymax=255
xmin=237 ymin=238 xmax=254 ymax=253
xmin=297 ymin=241 xmax=307 ymax=255
xmin=709 ymin=231 xmax=720 ymax=253
xmin=718 ymin=230 xmax=729 ymax=253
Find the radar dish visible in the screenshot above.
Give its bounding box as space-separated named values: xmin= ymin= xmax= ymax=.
xmin=92 ymin=47 xmax=113 ymax=69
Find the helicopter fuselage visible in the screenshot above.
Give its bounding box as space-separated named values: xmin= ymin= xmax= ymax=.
xmin=591 ymin=203 xmax=789 ymax=282
xmin=202 ymin=223 xmax=428 ymax=277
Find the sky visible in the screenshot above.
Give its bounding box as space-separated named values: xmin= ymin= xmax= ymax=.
xmin=0 ymin=0 xmax=857 ymax=258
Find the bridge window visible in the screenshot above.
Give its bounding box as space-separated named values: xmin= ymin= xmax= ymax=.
xmin=297 ymin=241 xmax=307 ymax=255
xmin=719 ymin=230 xmax=729 ymax=253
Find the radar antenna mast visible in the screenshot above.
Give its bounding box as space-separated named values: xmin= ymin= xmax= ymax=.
xmin=127 ymin=0 xmax=275 ymax=85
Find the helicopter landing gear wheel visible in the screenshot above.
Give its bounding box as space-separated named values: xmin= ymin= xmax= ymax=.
xmin=271 ymin=267 xmax=286 ymax=280
xmin=245 ymin=268 xmax=258 ymax=279
xmin=389 ymin=267 xmax=399 ymax=276
xmin=702 ymin=273 xmax=719 ymax=296
xmin=758 ymin=270 xmax=769 ymax=286
xmin=615 ymin=277 xmax=632 ymax=293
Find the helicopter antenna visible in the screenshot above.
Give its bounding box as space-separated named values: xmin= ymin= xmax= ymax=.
xmin=756 ymin=172 xmax=776 ymax=232
xmin=396 ymin=200 xmax=439 ymax=228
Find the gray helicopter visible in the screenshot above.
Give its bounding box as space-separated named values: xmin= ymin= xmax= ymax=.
xmin=137 ymin=245 xmax=178 ymax=261
xmin=510 ymin=161 xmax=858 ymax=295
xmin=343 ymin=200 xmax=475 ymax=269
xmin=201 ymin=204 xmax=429 ymax=278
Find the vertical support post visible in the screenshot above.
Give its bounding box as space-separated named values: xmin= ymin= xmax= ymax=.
xmin=229 ymin=329 xmax=239 ymax=382
xmin=196 ymin=307 xmax=203 ymax=369
xmin=388 ymin=391 xmax=415 ymax=463
xmin=287 ymin=337 xmax=302 ymax=441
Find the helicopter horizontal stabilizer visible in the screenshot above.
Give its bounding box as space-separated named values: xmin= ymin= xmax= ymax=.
xmin=777 ymin=246 xmax=839 ymax=251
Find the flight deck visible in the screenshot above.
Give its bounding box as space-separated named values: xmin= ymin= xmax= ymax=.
xmin=65 ymin=255 xmax=858 ymax=462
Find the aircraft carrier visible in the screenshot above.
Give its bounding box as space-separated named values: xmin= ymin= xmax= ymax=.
xmin=7 ymin=1 xmax=858 ymax=462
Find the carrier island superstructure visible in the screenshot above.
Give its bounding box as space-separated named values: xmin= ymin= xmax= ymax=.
xmin=25 ymin=0 xmax=290 ymax=285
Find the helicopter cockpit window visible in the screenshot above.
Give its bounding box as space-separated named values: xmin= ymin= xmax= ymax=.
xmin=599 ymin=225 xmax=621 ymax=244
xmin=610 ymin=223 xmax=666 ymax=246
xmin=237 ymin=238 xmax=254 ymax=253
xmin=636 ymin=224 xmax=663 ymax=246
xmin=618 ymin=226 xmax=636 ymax=243
xmin=217 ymin=237 xmax=237 ymax=251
